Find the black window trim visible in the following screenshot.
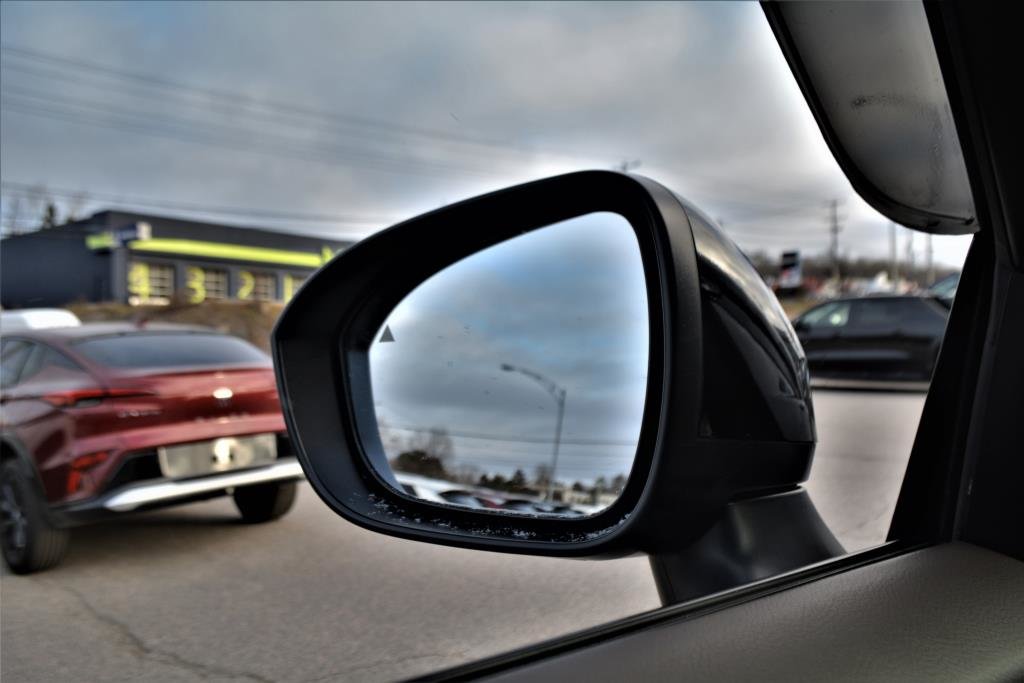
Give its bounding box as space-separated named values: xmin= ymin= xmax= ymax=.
xmin=414 ymin=540 xmax=921 ymax=682
xmin=1 ymin=338 xmax=92 ymax=389
xmin=0 ymin=338 xmax=35 ymax=389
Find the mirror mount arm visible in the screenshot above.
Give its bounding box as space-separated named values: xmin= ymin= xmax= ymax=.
xmin=648 ymin=489 xmax=843 ymax=605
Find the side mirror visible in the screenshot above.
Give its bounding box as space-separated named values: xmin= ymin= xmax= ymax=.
xmin=273 ymin=171 xmax=813 ymax=557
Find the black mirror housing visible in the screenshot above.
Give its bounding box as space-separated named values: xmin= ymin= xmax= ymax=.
xmin=273 ymin=171 xmax=813 ymax=557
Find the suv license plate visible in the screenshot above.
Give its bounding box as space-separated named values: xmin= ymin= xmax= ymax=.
xmin=158 ymin=434 xmax=277 ymax=479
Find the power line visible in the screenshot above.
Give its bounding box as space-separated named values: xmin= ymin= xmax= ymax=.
xmin=718 ymin=200 xmax=834 ymax=225
xmin=0 ymin=43 xmax=854 ymax=233
xmin=1 ymin=45 xmax=846 ymax=205
xmin=0 ymin=93 xmax=507 ymax=180
xmin=0 ymin=43 xmax=558 ymax=158
xmin=384 ymin=424 xmax=635 ymax=447
xmin=720 ymin=223 xmax=829 ymax=239
xmin=0 ymin=181 xmax=398 ymax=227
xmin=0 ymin=67 xmax=557 ymax=174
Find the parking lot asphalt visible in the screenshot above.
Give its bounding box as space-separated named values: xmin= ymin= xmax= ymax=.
xmin=1 ymin=389 xmax=924 ymax=682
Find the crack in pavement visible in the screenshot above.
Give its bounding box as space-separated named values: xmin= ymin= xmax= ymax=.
xmin=47 ymin=581 xmax=275 ymax=683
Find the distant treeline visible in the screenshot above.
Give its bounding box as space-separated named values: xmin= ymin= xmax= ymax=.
xmin=390 ymin=449 xmax=627 ymax=498
xmin=745 ymin=251 xmax=957 ymax=286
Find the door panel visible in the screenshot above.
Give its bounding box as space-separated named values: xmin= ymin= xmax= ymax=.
xmin=844 ymin=299 xmax=944 ymax=380
xmin=483 ymin=544 xmax=1024 ymax=682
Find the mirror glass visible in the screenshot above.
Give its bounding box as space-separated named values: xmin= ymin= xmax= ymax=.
xmin=368 ymin=212 xmax=649 ymax=517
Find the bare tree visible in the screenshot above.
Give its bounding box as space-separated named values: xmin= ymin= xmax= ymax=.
xmin=41 ymin=202 xmax=58 ymax=229
xmin=405 ymin=427 xmax=454 ymax=462
xmin=534 ymin=463 xmax=552 ymax=489
xmin=22 ymin=184 xmax=50 ymax=229
xmin=65 ymin=191 xmax=88 ymax=222
xmin=3 ymin=196 xmax=23 ymax=235
xmin=451 ymin=462 xmax=481 ymax=485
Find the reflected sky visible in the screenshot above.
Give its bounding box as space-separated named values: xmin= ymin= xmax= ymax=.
xmin=370 ymin=212 xmax=648 ymax=486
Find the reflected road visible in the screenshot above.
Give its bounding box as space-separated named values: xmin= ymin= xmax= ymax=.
xmin=1 ymin=390 xmax=923 ymax=681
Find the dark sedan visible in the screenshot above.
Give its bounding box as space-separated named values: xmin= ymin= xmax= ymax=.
xmin=793 ymin=296 xmax=949 ymax=383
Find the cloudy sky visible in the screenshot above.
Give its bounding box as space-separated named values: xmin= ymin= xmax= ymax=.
xmin=1 ymin=1 xmax=970 ymax=265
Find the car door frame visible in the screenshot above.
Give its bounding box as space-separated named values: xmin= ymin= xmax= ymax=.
xmin=409 ymin=0 xmax=1023 ymax=679
xmin=841 ymin=298 xmax=922 ymax=381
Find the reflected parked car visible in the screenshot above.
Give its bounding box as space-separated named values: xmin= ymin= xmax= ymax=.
xmin=398 ymin=483 xmax=447 ymax=504
xmin=532 ymin=502 xmax=585 ymax=517
xmin=793 ymin=296 xmax=949 ymax=383
xmin=499 ymin=498 xmax=538 ymax=513
xmin=0 ymin=323 xmax=303 ymax=573
xmin=439 ymin=490 xmax=488 ymax=509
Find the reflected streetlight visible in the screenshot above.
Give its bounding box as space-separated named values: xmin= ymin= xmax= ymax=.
xmin=500 ymin=363 xmax=566 ymax=501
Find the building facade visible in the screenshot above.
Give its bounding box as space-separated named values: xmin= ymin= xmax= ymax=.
xmin=1 ymin=210 xmax=353 ymax=309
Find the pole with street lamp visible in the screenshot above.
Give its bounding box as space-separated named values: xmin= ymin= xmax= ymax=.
xmin=500 ymin=363 xmax=566 ymax=502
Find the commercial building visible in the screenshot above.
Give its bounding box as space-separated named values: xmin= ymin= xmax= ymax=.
xmin=0 ymin=210 xmax=353 ymax=308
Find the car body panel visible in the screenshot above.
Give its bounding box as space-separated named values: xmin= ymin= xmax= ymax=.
xmin=0 ymin=324 xmax=288 ymax=512
xmin=475 ymin=544 xmax=1024 ymax=682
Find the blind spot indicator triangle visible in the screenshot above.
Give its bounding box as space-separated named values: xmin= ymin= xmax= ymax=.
xmin=380 ymin=326 xmax=395 ymax=343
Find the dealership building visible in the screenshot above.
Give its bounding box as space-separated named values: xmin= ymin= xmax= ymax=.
xmin=1 ymin=210 xmax=354 ymax=309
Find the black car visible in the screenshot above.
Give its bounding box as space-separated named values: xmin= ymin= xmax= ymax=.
xmin=793 ymin=296 xmax=949 ymax=383
xmin=928 ymin=273 xmax=959 ymax=308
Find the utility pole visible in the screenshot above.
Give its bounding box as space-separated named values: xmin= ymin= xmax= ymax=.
xmin=829 ymin=199 xmax=842 ymax=282
xmin=614 ymin=159 xmax=642 ymax=173
xmin=500 ymin=363 xmax=567 ymax=502
xmin=905 ymin=231 xmax=915 ymax=285
xmin=926 ymin=234 xmax=935 ymax=285
xmin=889 ymin=221 xmax=899 ymax=288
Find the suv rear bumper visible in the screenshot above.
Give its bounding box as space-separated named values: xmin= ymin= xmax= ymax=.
xmin=54 ymin=458 xmax=304 ymax=524
xmin=102 ymin=458 xmax=304 ymax=511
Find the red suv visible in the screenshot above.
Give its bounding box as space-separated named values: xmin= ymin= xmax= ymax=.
xmin=0 ymin=323 xmax=302 ymax=573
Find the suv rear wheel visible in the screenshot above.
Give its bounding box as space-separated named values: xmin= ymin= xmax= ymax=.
xmin=232 ymin=481 xmax=297 ymax=523
xmin=0 ymin=460 xmax=70 ymax=574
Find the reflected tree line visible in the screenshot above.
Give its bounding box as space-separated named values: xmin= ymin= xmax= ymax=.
xmin=384 ymin=425 xmax=627 ymax=505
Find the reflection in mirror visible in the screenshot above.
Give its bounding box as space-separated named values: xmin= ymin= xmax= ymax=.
xmin=368 ymin=212 xmax=649 ymax=517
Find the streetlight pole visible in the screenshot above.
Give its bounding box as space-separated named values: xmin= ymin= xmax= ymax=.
xmin=500 ymin=363 xmax=566 ymax=502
